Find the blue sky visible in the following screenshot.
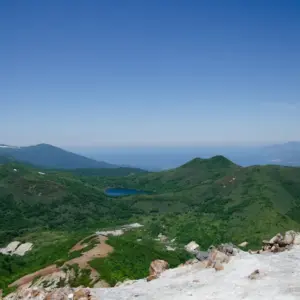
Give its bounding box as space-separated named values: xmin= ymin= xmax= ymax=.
xmin=1 ymin=0 xmax=300 ymax=147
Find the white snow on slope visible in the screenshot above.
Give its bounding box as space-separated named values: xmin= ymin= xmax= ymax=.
xmin=0 ymin=145 xmax=20 ymax=149
xmin=92 ymin=246 xmax=300 ymax=300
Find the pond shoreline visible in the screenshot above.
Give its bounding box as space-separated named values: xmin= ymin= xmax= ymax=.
xmin=104 ymin=187 xmax=150 ymax=197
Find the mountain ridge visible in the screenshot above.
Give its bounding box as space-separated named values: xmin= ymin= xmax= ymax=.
xmin=0 ymin=143 xmax=119 ymax=169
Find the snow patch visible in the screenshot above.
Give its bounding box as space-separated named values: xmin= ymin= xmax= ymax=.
xmin=96 ymin=223 xmax=143 ymax=237
xmin=0 ymin=241 xmax=33 ymax=256
xmin=96 ymin=229 xmax=124 ymax=237
xmin=13 ymin=243 xmax=33 ymax=256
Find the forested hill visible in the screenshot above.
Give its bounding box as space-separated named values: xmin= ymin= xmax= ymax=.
xmin=82 ymin=156 xmax=300 ymax=246
xmin=0 ymin=162 xmax=144 ymax=244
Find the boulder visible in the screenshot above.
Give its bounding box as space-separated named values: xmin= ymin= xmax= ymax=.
xmin=263 ymin=244 xmax=271 ymax=251
xmin=73 ymin=289 xmax=91 ymax=300
xmin=293 ymin=232 xmax=300 ymax=245
xmin=184 ymin=241 xmax=200 ymax=254
xmin=283 ymin=231 xmax=296 ymax=245
xmin=208 ymin=247 xmax=230 ymax=264
xmin=184 ymin=258 xmax=199 ymax=265
xmin=149 ymin=260 xmax=169 ymax=278
xmin=93 ymin=280 xmax=110 ymax=288
xmin=217 ymin=243 xmax=237 ymax=256
xmin=214 ymin=261 xmax=224 ymax=271
xmin=195 ymin=251 xmax=209 ymax=262
xmin=271 ymin=244 xmax=279 ymax=253
xmin=238 ymin=241 xmax=248 ymax=247
xmin=269 ymin=233 xmax=283 ymax=244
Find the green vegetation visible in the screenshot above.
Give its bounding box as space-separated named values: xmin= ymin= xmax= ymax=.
xmin=1 ymin=155 xmax=300 ymax=290
xmin=0 ymin=231 xmax=83 ymax=292
xmin=90 ymin=231 xmax=190 ymax=286
xmin=63 ymin=264 xmax=92 ymax=287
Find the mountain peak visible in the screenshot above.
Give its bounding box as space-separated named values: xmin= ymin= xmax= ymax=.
xmin=211 ymin=155 xmax=233 ymax=162
xmin=180 ymin=155 xmax=235 ymax=169
xmin=179 ymin=157 xmax=204 ymax=168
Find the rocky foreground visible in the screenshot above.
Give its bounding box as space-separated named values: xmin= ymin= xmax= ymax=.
xmin=4 ymin=230 xmax=300 ymax=300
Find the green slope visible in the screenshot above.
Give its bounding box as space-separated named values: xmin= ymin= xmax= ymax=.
xmin=0 ymin=162 xmax=141 ymax=244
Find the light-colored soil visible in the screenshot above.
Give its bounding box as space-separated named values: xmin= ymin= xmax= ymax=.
xmin=67 ymin=235 xmax=113 ymax=268
xmin=9 ymin=265 xmax=59 ymax=287
xmin=9 ymin=235 xmax=113 ymax=288
xmin=70 ymin=234 xmax=97 ymax=252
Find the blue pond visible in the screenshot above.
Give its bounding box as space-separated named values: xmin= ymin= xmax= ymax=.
xmin=105 ymin=188 xmax=148 ymax=197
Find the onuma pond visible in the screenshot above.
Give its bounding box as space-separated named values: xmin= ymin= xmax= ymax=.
xmin=105 ymin=188 xmax=149 ymax=197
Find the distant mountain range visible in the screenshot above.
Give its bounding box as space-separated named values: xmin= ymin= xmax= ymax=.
xmin=1 ymin=141 xmax=300 ymax=171
xmin=0 ymin=143 xmax=146 ymax=173
xmin=0 ymin=143 xmax=117 ymax=169
xmin=75 ymin=141 xmax=300 ymax=170
xmin=261 ymin=141 xmax=300 ymax=165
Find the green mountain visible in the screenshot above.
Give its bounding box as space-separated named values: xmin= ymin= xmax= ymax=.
xmin=1 ymin=156 xmax=300 ymax=290
xmin=0 ymin=143 xmax=118 ymax=169
xmin=86 ymin=156 xmax=300 ymax=245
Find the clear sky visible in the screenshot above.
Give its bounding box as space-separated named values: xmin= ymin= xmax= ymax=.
xmin=1 ymin=0 xmax=300 ymax=147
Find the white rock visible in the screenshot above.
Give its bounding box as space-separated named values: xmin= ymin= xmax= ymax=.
xmin=0 ymin=241 xmax=21 ymax=255
xmin=185 ymin=241 xmax=200 ymax=253
xmin=238 ymin=241 xmax=248 ymax=247
xmin=122 ymin=223 xmax=144 ymax=229
xmin=13 ymin=242 xmax=33 ymax=256
xmin=96 ymin=229 xmax=124 ymax=236
xmin=269 ymin=233 xmax=283 ymax=244
xmin=283 ymin=230 xmax=296 ymax=245
xmin=90 ymin=245 xmax=300 ymax=300
xmin=293 ymin=232 xmax=300 ymax=245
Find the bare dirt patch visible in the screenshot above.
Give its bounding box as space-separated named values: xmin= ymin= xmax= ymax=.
xmin=70 ymin=234 xmax=97 ymax=252
xmin=67 ymin=235 xmax=113 ymax=268
xmin=9 ymin=265 xmax=59 ymax=287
